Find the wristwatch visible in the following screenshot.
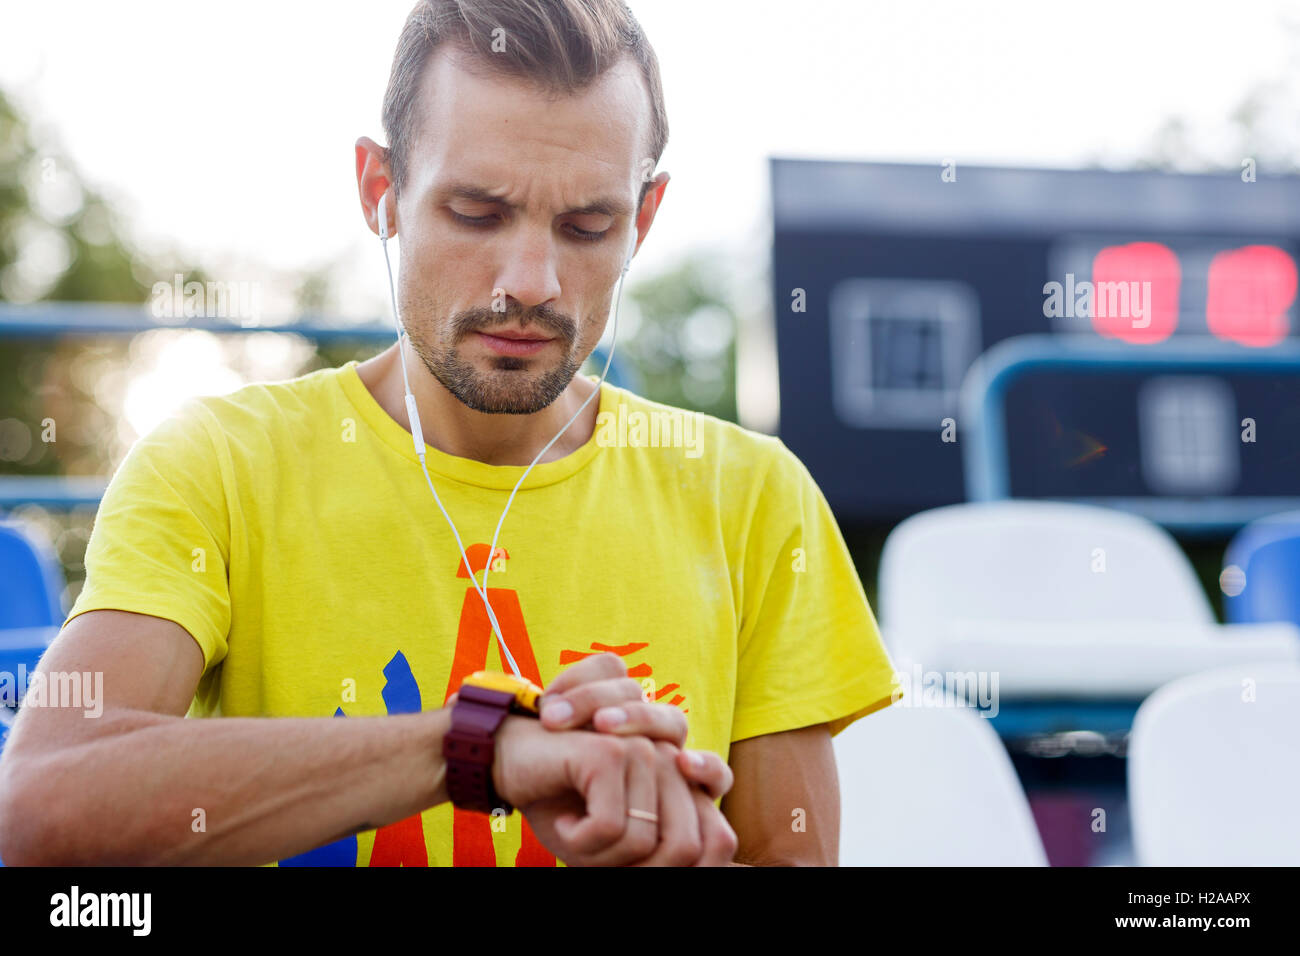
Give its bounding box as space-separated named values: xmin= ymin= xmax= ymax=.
xmin=443 ymin=670 xmax=544 ymax=815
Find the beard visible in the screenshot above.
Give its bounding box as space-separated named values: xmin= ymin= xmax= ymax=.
xmin=403 ymin=299 xmax=587 ymax=414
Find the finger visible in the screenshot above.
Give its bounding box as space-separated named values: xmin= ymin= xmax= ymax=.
xmin=551 ymin=810 xmax=581 ymax=852
xmin=592 ymin=701 xmax=689 ymax=747
xmin=540 ymin=676 xmax=645 ymax=729
xmin=691 ymin=790 xmax=739 ymax=867
xmin=555 ymin=742 xmax=627 ymax=857
xmin=584 ymin=737 xmax=659 ymax=866
xmin=675 ymin=749 xmax=734 ymax=800
xmin=632 ymin=744 xmax=703 ymax=866
xmin=542 ymin=652 xmax=627 ymax=700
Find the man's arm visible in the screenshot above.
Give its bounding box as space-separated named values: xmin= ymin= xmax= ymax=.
xmin=0 ymin=609 xmax=457 ymax=866
xmin=0 ymin=617 xmax=737 ymax=867
xmin=720 ymin=723 xmax=839 ymax=866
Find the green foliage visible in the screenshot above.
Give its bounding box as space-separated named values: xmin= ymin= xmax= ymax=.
xmin=609 ymin=251 xmax=738 ymax=423
xmin=0 ymin=89 xmax=147 ymax=481
xmin=0 ymin=89 xmax=167 ymax=603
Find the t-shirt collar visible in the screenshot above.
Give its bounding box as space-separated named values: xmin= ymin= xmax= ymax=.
xmin=335 ymin=359 xmax=613 ymax=490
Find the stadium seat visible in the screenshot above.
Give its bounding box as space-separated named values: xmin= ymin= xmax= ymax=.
xmin=1223 ymin=510 xmax=1300 ymax=626
xmin=1128 ymin=661 xmax=1300 ymax=865
xmin=0 ymin=520 xmax=65 ymax=629
xmin=835 ymin=697 xmax=1048 ymax=865
xmin=877 ymin=501 xmax=1299 ymax=697
xmin=0 ymin=521 xmax=65 ymax=764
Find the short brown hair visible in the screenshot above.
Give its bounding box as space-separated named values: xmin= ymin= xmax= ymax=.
xmin=381 ymin=0 xmax=668 ymax=209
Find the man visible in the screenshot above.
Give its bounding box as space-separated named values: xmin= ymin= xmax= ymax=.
xmin=0 ymin=0 xmax=899 ymax=867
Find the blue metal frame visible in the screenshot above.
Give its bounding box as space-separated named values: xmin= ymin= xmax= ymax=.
xmin=0 ymin=477 xmax=108 ymax=508
xmin=0 ymin=302 xmax=396 ymax=342
xmin=960 ymin=334 xmax=1300 ymax=533
xmin=0 ymin=303 xmax=638 ymax=510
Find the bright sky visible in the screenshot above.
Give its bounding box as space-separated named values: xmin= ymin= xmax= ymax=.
xmin=1 ymin=0 xmax=1296 ymax=321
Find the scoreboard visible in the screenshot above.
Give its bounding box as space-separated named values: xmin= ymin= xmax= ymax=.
xmin=770 ymin=160 xmax=1300 ymax=525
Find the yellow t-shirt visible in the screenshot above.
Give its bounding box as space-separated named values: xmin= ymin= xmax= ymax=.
xmin=65 ymin=360 xmax=900 ymax=866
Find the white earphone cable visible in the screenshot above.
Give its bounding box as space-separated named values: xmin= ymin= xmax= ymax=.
xmin=379 ymin=207 xmax=630 ymax=678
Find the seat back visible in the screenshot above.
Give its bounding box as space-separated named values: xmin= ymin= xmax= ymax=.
xmin=0 ymin=521 xmax=66 ymax=629
xmin=878 ymin=501 xmax=1212 ymax=661
xmin=1128 ymin=661 xmax=1300 ymax=865
xmin=0 ymin=521 xmax=66 ymax=787
xmin=1223 ymin=511 xmax=1300 ymax=626
xmin=835 ymin=700 xmax=1047 ymax=865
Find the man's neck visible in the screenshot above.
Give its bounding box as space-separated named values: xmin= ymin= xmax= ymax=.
xmin=355 ymin=344 xmax=601 ymax=467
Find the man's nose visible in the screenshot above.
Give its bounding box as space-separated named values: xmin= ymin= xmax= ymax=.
xmin=494 ymin=231 xmax=562 ymax=310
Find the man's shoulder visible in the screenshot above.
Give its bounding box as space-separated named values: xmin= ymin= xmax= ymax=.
xmin=124 ymin=364 xmax=347 ymax=473
xmin=160 ymin=363 xmax=345 ymax=437
xmin=197 ymin=363 xmax=344 ymax=422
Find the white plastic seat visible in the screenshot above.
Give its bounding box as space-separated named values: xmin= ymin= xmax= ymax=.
xmin=1128 ymin=661 xmax=1300 ymax=865
xmin=878 ymin=501 xmax=1298 ymax=697
xmin=835 ymin=698 xmax=1048 ymax=865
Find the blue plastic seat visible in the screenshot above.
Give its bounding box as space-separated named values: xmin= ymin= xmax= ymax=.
xmin=1223 ymin=511 xmax=1300 ymax=626
xmin=0 ymin=521 xmax=66 ymax=629
xmin=0 ymin=520 xmax=66 ymax=774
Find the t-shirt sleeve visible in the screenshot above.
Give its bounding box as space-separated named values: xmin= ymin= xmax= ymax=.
xmin=64 ymin=398 xmax=232 ymax=675
xmin=731 ymin=440 xmax=901 ymax=743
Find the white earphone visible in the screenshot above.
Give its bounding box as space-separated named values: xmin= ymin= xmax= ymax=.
xmin=375 ymin=188 xmax=634 ymax=677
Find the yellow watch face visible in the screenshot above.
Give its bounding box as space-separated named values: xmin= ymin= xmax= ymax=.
xmin=465 ymin=671 xmax=543 ymax=714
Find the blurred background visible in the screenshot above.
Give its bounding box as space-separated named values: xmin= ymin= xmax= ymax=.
xmin=2 ymin=0 xmax=1299 ymax=866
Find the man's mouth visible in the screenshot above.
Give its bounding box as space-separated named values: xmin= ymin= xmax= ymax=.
xmin=481 ymin=326 xmax=552 ymax=341
xmin=474 ymin=327 xmax=557 ymax=356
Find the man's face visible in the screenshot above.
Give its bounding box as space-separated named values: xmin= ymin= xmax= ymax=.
xmin=394 ymin=44 xmax=650 ymax=414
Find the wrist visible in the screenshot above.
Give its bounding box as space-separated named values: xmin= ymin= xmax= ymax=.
xmin=490 ymin=714 xmax=533 ymax=809
xmin=442 ymin=673 xmax=545 ymax=815
xmin=427 ymin=706 xmax=455 ymax=807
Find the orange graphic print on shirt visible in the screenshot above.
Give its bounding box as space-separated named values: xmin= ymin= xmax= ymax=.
xmin=442 ymin=543 xmax=555 ymax=867
xmin=558 ymin=640 xmax=688 ymax=713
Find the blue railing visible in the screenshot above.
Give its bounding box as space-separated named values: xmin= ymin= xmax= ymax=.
xmin=960 ymin=334 xmax=1300 ymax=533
xmin=0 ymin=301 xmax=635 ymax=510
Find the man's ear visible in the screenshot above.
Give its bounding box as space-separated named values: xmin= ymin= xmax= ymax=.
xmin=633 ymin=170 xmax=670 ymax=243
xmin=355 ymin=136 xmax=393 ymax=238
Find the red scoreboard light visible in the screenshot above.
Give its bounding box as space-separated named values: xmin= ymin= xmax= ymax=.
xmin=1206 ymin=245 xmax=1298 ymax=347
xmin=1089 ymin=241 xmax=1181 ymax=344
xmin=1080 ymin=240 xmax=1298 ymax=347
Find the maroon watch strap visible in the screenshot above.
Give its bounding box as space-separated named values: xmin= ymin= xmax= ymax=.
xmin=443 ymin=685 xmax=517 ymax=815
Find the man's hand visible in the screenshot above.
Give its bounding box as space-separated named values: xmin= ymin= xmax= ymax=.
xmin=497 ymin=653 xmax=738 ymax=865
xmin=539 ymin=651 xmax=689 ymax=745
xmin=492 ymin=716 xmax=737 ymax=866
xmin=626 ymin=741 xmax=737 ymax=867
xmin=539 ymin=653 xmax=725 ymax=788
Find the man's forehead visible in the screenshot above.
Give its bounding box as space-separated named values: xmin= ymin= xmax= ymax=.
xmin=405 ymin=43 xmax=650 ymax=197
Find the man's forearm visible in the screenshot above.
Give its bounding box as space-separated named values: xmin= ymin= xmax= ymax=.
xmin=0 ymin=706 xmax=451 ymax=866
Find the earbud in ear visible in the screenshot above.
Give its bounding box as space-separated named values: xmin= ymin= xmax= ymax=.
xmin=377 ymin=191 xmax=391 ymax=240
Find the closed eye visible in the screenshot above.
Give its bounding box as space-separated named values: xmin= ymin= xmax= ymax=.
xmin=450 ymin=211 xmax=497 ymax=228
xmin=451 ymin=210 xmax=608 ymax=243
xmin=565 ymin=224 xmax=607 ymax=242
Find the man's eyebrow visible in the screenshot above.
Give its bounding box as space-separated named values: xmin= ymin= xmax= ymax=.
xmin=442 ymin=183 xmax=631 ymax=218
